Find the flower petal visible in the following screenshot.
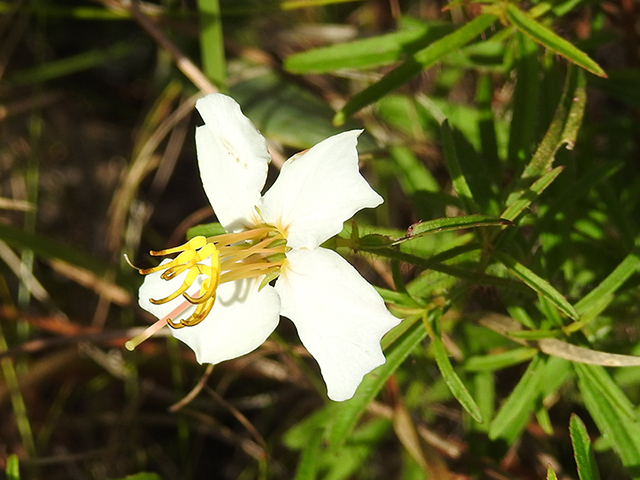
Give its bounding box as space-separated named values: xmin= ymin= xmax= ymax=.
xmin=260 ymin=130 xmax=383 ymax=250
xmin=171 ymin=279 xmax=281 ymax=364
xmin=275 ymin=248 xmax=400 ymax=401
xmin=139 ymin=261 xmax=281 ymax=364
xmin=196 ymin=93 xmax=271 ymax=232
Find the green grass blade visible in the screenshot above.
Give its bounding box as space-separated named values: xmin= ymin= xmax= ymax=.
xmin=547 ymin=465 xmax=559 ymax=480
xmin=495 ymin=252 xmax=579 ymax=321
xmin=425 ymin=317 xmax=483 ymax=422
xmin=488 ymin=355 xmax=545 ymax=443
xmin=0 ymin=222 xmax=109 ymax=276
xmin=326 ymin=314 xmax=429 ymax=449
xmin=333 ymin=14 xmax=497 ymax=124
xmin=8 ymin=42 xmax=132 ymax=85
xmin=505 ymin=4 xmax=606 ymax=77
xmin=197 ymin=0 xmax=226 ymax=88
xmin=285 ymin=21 xmax=454 ymax=73
xmin=5 ymin=454 xmax=19 ymax=480
xmin=570 ymin=413 xmax=601 ymax=480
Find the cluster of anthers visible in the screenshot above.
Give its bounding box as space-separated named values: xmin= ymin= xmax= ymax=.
xmin=126 ymin=226 xmax=288 ymax=349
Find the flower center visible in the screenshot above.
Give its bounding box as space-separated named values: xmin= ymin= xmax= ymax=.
xmin=138 ymin=226 xmax=287 ymax=330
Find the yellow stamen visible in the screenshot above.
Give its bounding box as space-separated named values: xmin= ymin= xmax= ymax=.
xmin=129 ymin=226 xmax=288 ymax=345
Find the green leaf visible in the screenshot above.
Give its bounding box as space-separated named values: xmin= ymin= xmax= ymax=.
xmin=489 ymin=355 xmax=546 ymax=443
xmin=521 ymin=68 xmax=587 ymax=180
xmin=575 ymin=364 xmax=640 ymax=477
xmin=285 ymin=20 xmax=454 ymax=73
xmin=574 ymin=363 xmax=637 ymax=421
xmin=501 ymin=166 xmax=564 ymax=222
xmin=440 ymin=119 xmax=480 ymax=213
xmin=570 ymin=413 xmax=601 ymax=480
xmin=395 ymin=215 xmax=512 ymax=245
xmin=186 ymin=222 xmax=226 ymax=239
xmin=5 ymin=454 xmax=19 ymax=480
xmin=0 ymin=222 xmax=108 ymax=276
xmin=197 ymin=0 xmax=226 ymax=87
xmin=112 ymin=474 xmax=163 ymax=480
xmin=464 ymin=347 xmax=538 ymax=372
xmin=334 ymin=14 xmax=497 ymax=124
xmin=495 ymin=252 xmax=579 ymax=321
xmin=230 ymin=72 xmax=375 ymax=150
xmin=326 ymin=313 xmax=429 ymax=449
xmin=505 ymin=4 xmax=606 ymax=77
xmin=293 ymin=433 xmax=323 ymax=480
xmin=547 ymin=465 xmax=559 ymax=480
xmin=574 ymin=234 xmax=640 ymax=318
xmin=426 ymin=317 xmax=483 ymax=422
xmin=8 ymin=42 xmax=132 ymax=85
xmin=389 ymin=145 xmax=440 ymax=194
xmin=507 ymin=33 xmax=541 ymax=166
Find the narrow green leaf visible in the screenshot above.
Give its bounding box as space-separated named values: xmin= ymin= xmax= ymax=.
xmin=505 ymin=4 xmax=606 ymax=77
xmin=293 ymin=433 xmax=323 ymax=480
xmin=395 ymin=215 xmax=512 ymax=245
xmin=186 ymin=222 xmax=226 ymax=239
xmin=547 ymin=465 xmax=559 ymax=480
xmin=326 ymin=314 xmax=429 ymax=449
xmin=495 ymin=252 xmax=579 ymax=321
xmin=536 ymin=162 xmax=622 ymax=235
xmin=575 ymin=364 xmax=640 ymax=477
xmin=334 ymin=14 xmax=497 ymax=124
xmin=231 ymin=72 xmax=374 ymax=150
xmin=489 ymin=355 xmax=545 ymax=442
xmin=427 ymin=318 xmax=483 ymax=422
xmin=574 ymin=235 xmax=640 ymax=318
xmin=521 ymin=68 xmax=586 ymax=180
xmin=113 ymin=474 xmax=162 ymax=480
xmin=476 ymin=73 xmax=501 ymax=176
xmin=285 ymin=21 xmax=454 ymax=73
xmin=389 ymin=145 xmax=440 ymax=194
xmin=440 ymin=119 xmax=480 ymax=213
xmin=198 ymin=0 xmax=226 ymax=88
xmin=8 ymin=42 xmax=132 ymax=85
xmin=570 ymin=413 xmax=601 ymax=480
xmin=5 ymin=454 xmax=19 ymax=480
xmin=0 ymin=222 xmax=108 ymax=276
xmin=507 ymin=33 xmax=540 ymax=166
xmin=464 ymin=347 xmax=538 ymax=372
xmin=574 ymin=363 xmax=637 ymax=421
xmin=501 ymin=166 xmax=564 ymax=222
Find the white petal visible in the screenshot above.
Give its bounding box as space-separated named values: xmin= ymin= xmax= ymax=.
xmin=275 ymin=248 xmax=400 ymax=401
xmin=171 ymin=278 xmax=281 ymax=364
xmin=139 ymin=260 xmax=281 ymax=364
xmin=260 ymin=130 xmax=383 ymax=250
xmin=139 ymin=259 xmax=200 ymax=322
xmin=195 ymin=93 xmax=271 ymax=232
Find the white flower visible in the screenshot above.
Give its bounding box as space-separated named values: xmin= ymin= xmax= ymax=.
xmin=136 ymin=93 xmax=400 ymax=401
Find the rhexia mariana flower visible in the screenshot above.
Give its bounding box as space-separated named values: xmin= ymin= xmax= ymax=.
xmin=133 ymin=93 xmax=400 ymax=401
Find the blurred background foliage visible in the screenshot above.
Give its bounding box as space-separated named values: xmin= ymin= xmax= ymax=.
xmin=1 ymin=0 xmax=640 ymax=479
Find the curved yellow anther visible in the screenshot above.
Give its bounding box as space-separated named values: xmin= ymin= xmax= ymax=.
xmin=150 ymin=236 xmax=207 ymax=256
